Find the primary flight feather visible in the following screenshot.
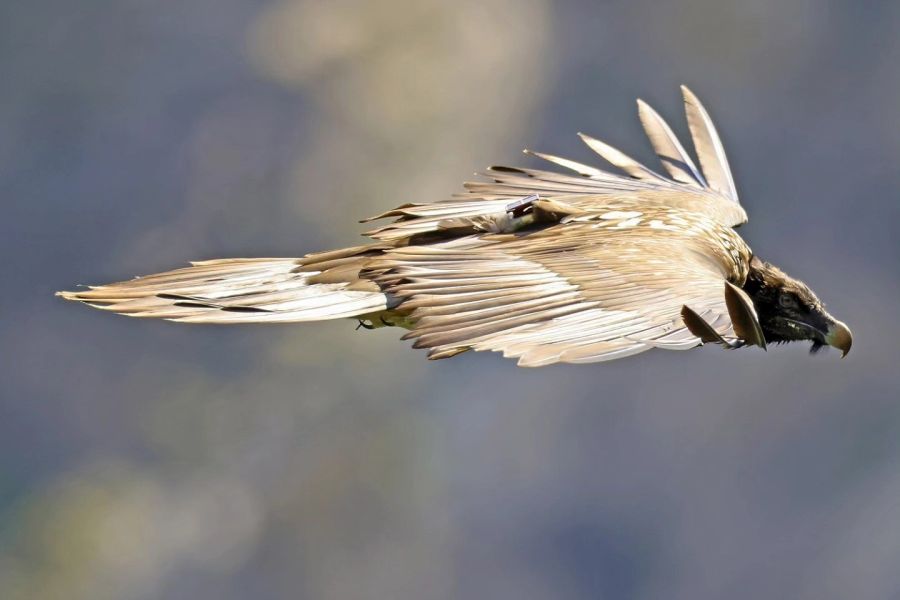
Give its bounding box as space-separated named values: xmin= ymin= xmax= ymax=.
xmin=59 ymin=86 xmax=852 ymax=366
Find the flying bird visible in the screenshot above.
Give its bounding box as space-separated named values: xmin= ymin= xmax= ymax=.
xmin=59 ymin=86 xmax=852 ymax=366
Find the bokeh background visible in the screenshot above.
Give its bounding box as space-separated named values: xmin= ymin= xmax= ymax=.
xmin=2 ymin=0 xmax=900 ymax=598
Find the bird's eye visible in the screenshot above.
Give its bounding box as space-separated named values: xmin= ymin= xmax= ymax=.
xmin=778 ymin=293 xmax=798 ymax=309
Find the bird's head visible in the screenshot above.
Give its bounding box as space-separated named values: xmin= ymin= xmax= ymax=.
xmin=743 ymin=256 xmax=852 ymax=357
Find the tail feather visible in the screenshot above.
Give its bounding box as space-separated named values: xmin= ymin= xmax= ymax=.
xmin=57 ymin=257 xmax=390 ymax=323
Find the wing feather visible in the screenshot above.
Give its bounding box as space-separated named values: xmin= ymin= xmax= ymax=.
xmin=363 ymin=86 xmax=747 ymax=242
xmin=375 ymin=220 xmax=752 ymax=366
xmin=58 ymin=257 xmax=391 ymax=323
xmin=637 ymin=98 xmax=706 ymax=187
xmin=577 ymin=132 xmax=667 ymax=181
xmin=681 ymin=85 xmax=739 ymax=202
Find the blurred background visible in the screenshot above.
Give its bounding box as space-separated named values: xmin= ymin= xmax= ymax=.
xmin=2 ymin=0 xmax=899 ymax=598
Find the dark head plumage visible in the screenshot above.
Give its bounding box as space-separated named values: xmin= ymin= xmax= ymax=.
xmin=743 ymin=256 xmax=852 ymax=356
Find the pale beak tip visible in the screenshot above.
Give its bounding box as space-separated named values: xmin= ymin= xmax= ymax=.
xmin=825 ymin=320 xmax=852 ymax=358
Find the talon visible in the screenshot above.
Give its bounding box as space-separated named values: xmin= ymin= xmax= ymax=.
xmin=356 ymin=319 xmax=374 ymax=330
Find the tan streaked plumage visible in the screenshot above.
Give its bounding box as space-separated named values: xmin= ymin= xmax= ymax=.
xmin=59 ymin=86 xmax=852 ymax=365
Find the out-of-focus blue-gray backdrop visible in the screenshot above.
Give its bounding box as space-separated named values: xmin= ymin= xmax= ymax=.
xmin=2 ymin=1 xmax=899 ymax=598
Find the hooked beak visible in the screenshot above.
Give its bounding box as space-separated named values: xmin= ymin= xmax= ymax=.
xmin=824 ymin=320 xmax=853 ymax=358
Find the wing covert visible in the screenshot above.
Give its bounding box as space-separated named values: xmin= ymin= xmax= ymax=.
xmin=373 ymin=220 xmax=756 ymax=366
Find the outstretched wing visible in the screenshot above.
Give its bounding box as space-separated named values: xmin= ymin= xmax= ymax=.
xmin=363 ymin=86 xmax=747 ymax=242
xmin=373 ymin=218 xmax=760 ymax=366
xmin=56 ymin=251 xmax=392 ymax=323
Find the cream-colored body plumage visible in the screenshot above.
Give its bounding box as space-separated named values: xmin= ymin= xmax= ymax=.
xmin=59 ymin=87 xmax=852 ymax=365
